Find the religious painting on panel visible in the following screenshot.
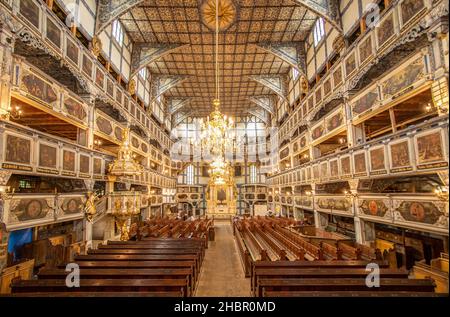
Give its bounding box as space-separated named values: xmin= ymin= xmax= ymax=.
xmin=20 ymin=0 xmax=40 ymax=29
xmin=307 ymin=96 xmax=314 ymax=113
xmin=61 ymin=197 xmax=83 ymax=214
xmin=323 ymin=78 xmax=331 ymax=97
xmin=93 ymin=158 xmax=102 ymax=175
xmin=341 ymin=156 xmax=352 ymax=176
xmin=333 ymin=65 xmax=343 ymax=87
xmin=62 ymin=150 xmax=76 ymax=172
xmin=389 ymin=140 xmax=411 ymax=170
xmin=131 ymin=137 xmax=139 ymax=148
xmin=330 ymin=160 xmax=339 ymax=178
xmin=312 ymin=165 xmax=320 ymax=180
xmin=369 ymin=146 xmax=386 ymax=173
xmin=5 ymin=135 xmax=31 ymax=165
xmin=106 ymin=79 xmax=114 ymax=97
xmin=114 ymin=127 xmax=123 ymax=141
xmin=382 ymin=57 xmax=425 ymax=98
xmin=395 ymin=201 xmax=443 ymax=224
xmin=82 ymin=55 xmax=93 ymax=77
xmin=345 ymin=52 xmax=357 ymax=77
xmin=39 ymin=143 xmax=57 ymax=169
xmin=46 ymin=17 xmax=62 ymax=49
xmin=320 ymin=162 xmax=328 ymax=179
xmin=352 ymin=88 xmax=378 ymax=115
xmin=326 ymin=110 xmax=343 ymax=132
xmin=96 ymin=116 xmax=113 ymax=135
xmin=358 ymin=36 xmax=373 ymax=65
xmin=315 ymin=88 xmax=322 ymax=103
xmin=11 ymin=198 xmax=51 ymax=221
xmin=354 ymin=152 xmax=367 ymax=175
xmin=64 ymin=97 xmax=87 ymax=121
xmin=400 ymin=0 xmax=425 ymax=26
xmin=311 ymin=124 xmax=324 ymax=140
xmin=415 ymin=130 xmax=446 ymax=165
xmin=360 ymin=199 xmax=389 ymax=217
xmin=21 ymin=73 xmax=58 ymax=106
xmin=377 ymin=13 xmax=395 ymax=47
xmin=116 ymin=89 xmax=123 ymax=104
xmin=66 ymin=38 xmax=79 ymax=65
xmin=95 ymin=68 xmax=104 ymax=88
xmin=79 ymin=155 xmax=90 ymax=174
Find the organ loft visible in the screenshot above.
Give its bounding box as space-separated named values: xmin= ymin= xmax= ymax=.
xmin=0 ymin=0 xmax=448 ymax=298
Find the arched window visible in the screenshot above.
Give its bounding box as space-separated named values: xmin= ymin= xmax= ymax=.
xmin=186 ymin=164 xmax=195 ymax=185
xmin=249 ymin=165 xmax=257 ymax=184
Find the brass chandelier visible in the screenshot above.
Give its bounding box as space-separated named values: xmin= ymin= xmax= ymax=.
xmin=198 ymin=0 xmax=235 ymax=185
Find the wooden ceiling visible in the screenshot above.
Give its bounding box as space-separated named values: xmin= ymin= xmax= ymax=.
xmin=119 ymin=0 xmax=318 ymax=116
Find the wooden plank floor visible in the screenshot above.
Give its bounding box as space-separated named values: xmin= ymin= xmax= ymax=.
xmin=195 ymin=222 xmax=251 ymax=297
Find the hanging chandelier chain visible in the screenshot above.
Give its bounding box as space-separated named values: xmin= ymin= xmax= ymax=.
xmin=215 ymin=0 xmax=219 ymax=104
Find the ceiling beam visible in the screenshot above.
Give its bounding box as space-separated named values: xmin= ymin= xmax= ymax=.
xmin=151 ymin=75 xmax=190 ymax=102
xmin=172 ymin=110 xmax=195 ymax=127
xmin=248 ymin=75 xmax=287 ymax=100
xmin=247 ymin=107 xmax=270 ymax=124
xmin=253 ymin=42 xmax=306 ymax=74
xmin=130 ymin=43 xmax=189 ymax=79
xmin=168 ymin=97 xmax=192 ymax=115
xmin=248 ymin=95 xmax=276 ymax=114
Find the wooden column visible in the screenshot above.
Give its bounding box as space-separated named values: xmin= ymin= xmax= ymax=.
xmin=389 ymin=108 xmax=397 ymax=133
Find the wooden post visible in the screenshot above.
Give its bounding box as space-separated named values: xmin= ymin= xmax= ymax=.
xmin=360 ymin=18 xmax=366 ymax=34
xmin=389 ymin=107 xmax=397 ymax=133
xmin=46 ymin=0 xmax=54 ymax=9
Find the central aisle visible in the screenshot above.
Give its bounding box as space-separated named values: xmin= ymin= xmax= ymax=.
xmin=195 ymin=221 xmax=251 ymax=297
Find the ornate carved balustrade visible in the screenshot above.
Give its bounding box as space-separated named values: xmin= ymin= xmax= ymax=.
xmin=0 ymin=121 xmax=176 ymax=188
xmin=1 ymin=193 xmax=86 ymax=231
xmin=0 ymin=120 xmax=113 ymax=180
xmin=11 ymin=60 xmax=90 ymax=129
xmin=357 ymin=194 xmax=448 ymax=235
xmin=268 ymin=115 xmax=449 ymax=186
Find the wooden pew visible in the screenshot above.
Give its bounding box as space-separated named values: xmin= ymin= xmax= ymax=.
xmin=4 ymin=291 xmax=183 ymax=297
xmin=256 ymin=278 xmax=436 ymax=296
xmin=262 ymin=291 xmax=445 ymax=297
xmin=74 ymin=254 xmax=201 ymax=277
xmin=59 ymin=260 xmax=198 ymax=285
xmin=251 ymin=260 xmax=390 ymax=294
xmin=38 ymin=267 xmax=195 ymax=292
xmin=11 ymin=278 xmax=190 ymax=297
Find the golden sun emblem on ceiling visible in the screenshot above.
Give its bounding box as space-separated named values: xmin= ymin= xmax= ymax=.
xmin=200 ymin=0 xmax=238 ymax=31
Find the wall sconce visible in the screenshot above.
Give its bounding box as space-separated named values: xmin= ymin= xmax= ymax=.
xmin=305 ymin=190 xmax=312 ymax=196
xmin=339 ymin=137 xmax=347 ymax=144
xmin=1 ymin=106 xmax=22 ymax=120
xmin=94 ymin=139 xmax=102 ymax=148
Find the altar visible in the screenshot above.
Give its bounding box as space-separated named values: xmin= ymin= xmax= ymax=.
xmin=206 ymin=175 xmax=237 ymax=219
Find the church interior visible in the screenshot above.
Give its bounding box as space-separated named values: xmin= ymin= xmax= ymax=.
xmin=0 ymin=0 xmax=448 ymax=298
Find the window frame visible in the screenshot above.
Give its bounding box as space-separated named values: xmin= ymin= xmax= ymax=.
xmin=313 ymin=17 xmax=325 ymax=47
